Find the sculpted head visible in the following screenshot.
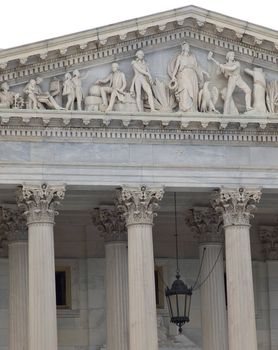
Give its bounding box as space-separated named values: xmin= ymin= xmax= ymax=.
xmin=73 ymin=69 xmax=80 ymax=77
xmin=181 ymin=41 xmax=190 ymax=54
xmin=65 ymin=72 xmax=71 ymax=80
xmin=29 ymin=79 xmax=36 ymax=86
xmin=135 ymin=50 xmax=144 ymax=60
xmin=1 ymin=82 xmax=9 ymax=91
xmin=226 ymin=51 xmax=235 ymax=62
xmin=36 ymin=77 xmax=43 ymax=85
xmin=111 ymin=62 xmax=119 ymax=72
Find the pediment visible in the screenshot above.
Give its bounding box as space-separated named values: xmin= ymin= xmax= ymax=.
xmin=0 ymin=5 xmax=277 ymax=121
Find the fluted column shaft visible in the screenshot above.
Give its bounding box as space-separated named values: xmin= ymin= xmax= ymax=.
xmin=9 ymin=240 xmax=28 ymax=350
xmin=1 ymin=207 xmax=28 ymax=350
xmin=117 ymin=185 xmax=163 ymax=350
xmin=28 ymin=222 xmax=57 ymax=350
xmin=17 ymin=184 xmax=65 ymax=350
xmin=128 ymin=222 xmax=157 ymax=350
xmin=225 ymin=224 xmax=257 ymax=350
xmin=212 ymin=187 xmax=261 ymax=350
xmin=185 ymin=207 xmax=228 ymax=350
xmin=199 ymin=243 xmax=228 ymax=350
xmin=105 ymin=241 xmax=128 ymax=350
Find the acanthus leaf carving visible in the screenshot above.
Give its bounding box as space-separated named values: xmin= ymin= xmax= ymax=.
xmin=91 ymin=207 xmax=127 ymax=242
xmin=16 ymin=184 xmax=65 ymax=225
xmin=185 ymin=207 xmax=223 ymax=243
xmin=259 ymin=226 xmax=278 ymax=260
xmin=211 ymin=187 xmax=261 ymax=227
xmin=116 ymin=185 xmax=164 ymax=225
xmin=0 ymin=207 xmax=28 ymax=242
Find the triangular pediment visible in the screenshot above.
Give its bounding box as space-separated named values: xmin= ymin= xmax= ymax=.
xmin=0 ymin=5 xmax=277 ymax=119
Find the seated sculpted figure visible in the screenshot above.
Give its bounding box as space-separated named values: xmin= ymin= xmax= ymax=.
xmin=0 ymin=82 xmax=20 ymax=109
xmin=95 ymin=62 xmax=127 ymax=112
xmin=130 ymin=50 xmax=156 ymax=112
xmin=208 ymin=51 xmax=252 ymax=114
xmin=24 ymin=77 xmax=63 ymax=110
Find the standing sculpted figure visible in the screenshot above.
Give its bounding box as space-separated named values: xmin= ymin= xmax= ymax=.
xmin=130 ymin=50 xmax=156 ymax=112
xmin=62 ymin=73 xmax=75 ymax=111
xmin=169 ymin=42 xmax=208 ymax=112
xmin=95 ymin=62 xmax=127 ymax=112
xmin=208 ymin=51 xmax=252 ymax=114
xmin=72 ymin=69 xmax=83 ymax=110
xmin=244 ymin=67 xmax=267 ymax=113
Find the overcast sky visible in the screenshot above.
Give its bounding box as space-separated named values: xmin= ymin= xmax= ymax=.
xmin=1 ymin=0 xmax=277 ymax=49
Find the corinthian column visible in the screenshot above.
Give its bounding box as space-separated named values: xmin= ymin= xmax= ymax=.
xmin=92 ymin=207 xmax=128 ymax=350
xmin=185 ymin=207 xmax=228 ymax=350
xmin=1 ymin=208 xmax=28 ymax=350
xmin=17 ymin=184 xmax=65 ymax=350
xmin=212 ymin=187 xmax=261 ymax=350
xmin=259 ymin=226 xmax=278 ymax=349
xmin=117 ymin=185 xmax=164 ymax=350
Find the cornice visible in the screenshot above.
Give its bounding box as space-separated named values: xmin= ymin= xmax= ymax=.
xmin=0 ymin=5 xmax=277 ymax=82
xmin=1 ymin=120 xmax=278 ymax=146
xmin=0 ymin=109 xmax=278 ymax=131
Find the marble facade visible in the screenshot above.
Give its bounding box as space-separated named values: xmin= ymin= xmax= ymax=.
xmin=0 ymin=4 xmax=277 ymax=350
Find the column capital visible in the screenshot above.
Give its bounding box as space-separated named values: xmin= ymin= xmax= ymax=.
xmin=185 ymin=207 xmax=223 ymax=244
xmin=0 ymin=207 xmax=28 ymax=242
xmin=259 ymin=226 xmax=278 ymax=260
xmin=16 ymin=184 xmax=65 ymax=225
xmin=91 ymin=207 xmax=127 ymax=242
xmin=116 ymin=185 xmax=164 ymax=225
xmin=211 ymin=187 xmax=261 ymax=227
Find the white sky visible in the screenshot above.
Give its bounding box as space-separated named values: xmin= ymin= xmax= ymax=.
xmin=2 ymin=0 xmax=278 ymax=49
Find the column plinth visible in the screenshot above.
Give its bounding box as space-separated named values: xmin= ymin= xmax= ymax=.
xmin=212 ymin=187 xmax=261 ymax=350
xmin=17 ymin=184 xmax=65 ymax=350
xmin=92 ymin=208 xmax=128 ymax=350
xmin=117 ymin=185 xmax=163 ymax=350
xmin=185 ymin=207 xmax=228 ymax=350
xmin=1 ymin=208 xmax=28 ymax=350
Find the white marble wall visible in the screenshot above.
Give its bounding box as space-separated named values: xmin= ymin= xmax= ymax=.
xmin=0 ymin=258 xmax=277 ymax=350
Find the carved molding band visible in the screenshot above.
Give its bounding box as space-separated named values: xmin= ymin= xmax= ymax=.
xmin=1 ymin=27 xmax=276 ymax=84
xmin=91 ymin=207 xmax=127 ymax=242
xmin=0 ymin=207 xmax=28 ymax=242
xmin=117 ymin=185 xmax=164 ymax=226
xmin=259 ymin=226 xmax=278 ymax=260
xmin=211 ymin=187 xmax=261 ymax=227
xmin=1 ymin=124 xmax=278 ymax=145
xmin=16 ymin=184 xmax=65 ymax=225
xmin=185 ymin=207 xmax=223 ymax=243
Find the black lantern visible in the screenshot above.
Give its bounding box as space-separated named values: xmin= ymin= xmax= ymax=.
xmin=165 ymin=193 xmax=192 ymax=333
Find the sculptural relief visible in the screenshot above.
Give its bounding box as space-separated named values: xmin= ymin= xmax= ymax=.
xmin=0 ymin=82 xmax=22 ymax=109
xmin=244 ymin=67 xmax=267 ymax=113
xmin=130 ymin=50 xmax=156 ymax=112
xmin=72 ymin=69 xmax=84 ymax=111
xmin=207 ymin=51 xmax=252 ymax=114
xmin=168 ymin=42 xmax=209 ymax=112
xmin=266 ymin=81 xmax=278 ymax=113
xmin=1 ymin=41 xmax=277 ymax=117
xmin=24 ymin=77 xmax=63 ymax=110
xmin=198 ymin=82 xmax=219 ymax=113
xmin=95 ymin=62 xmax=127 ymax=112
xmin=63 ymin=73 xmax=75 ymax=111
